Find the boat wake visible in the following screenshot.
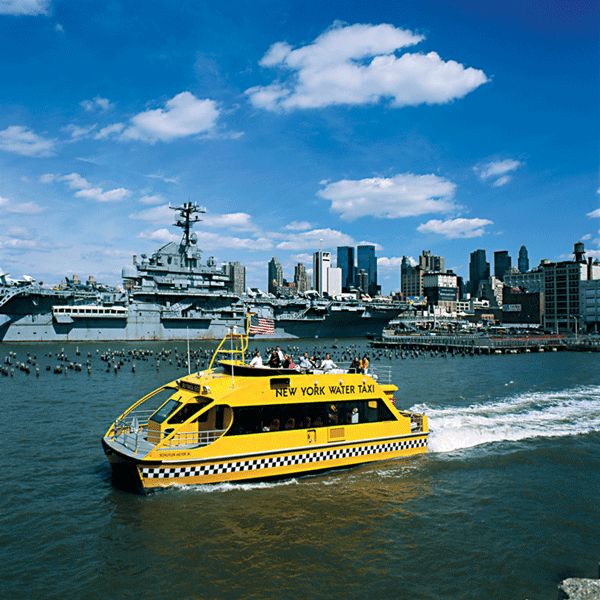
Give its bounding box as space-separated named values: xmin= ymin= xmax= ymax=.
xmin=412 ymin=385 xmax=600 ymax=453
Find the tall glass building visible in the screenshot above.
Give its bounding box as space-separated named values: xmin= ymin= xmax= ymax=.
xmin=337 ymin=246 xmax=355 ymax=292
xmin=469 ymin=249 xmax=489 ymax=297
xmin=357 ymin=245 xmax=378 ymax=296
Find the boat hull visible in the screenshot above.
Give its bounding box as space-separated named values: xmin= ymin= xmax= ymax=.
xmin=103 ymin=433 xmax=427 ymax=489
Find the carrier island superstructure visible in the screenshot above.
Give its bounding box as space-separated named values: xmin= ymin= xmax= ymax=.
xmin=0 ymin=203 xmax=407 ymax=342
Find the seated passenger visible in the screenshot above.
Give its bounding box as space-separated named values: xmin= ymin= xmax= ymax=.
xmin=320 ymin=353 xmax=337 ymax=371
xmin=298 ymin=352 xmax=312 ymax=370
xmin=360 ymin=355 xmax=369 ymax=374
xmin=267 ymin=351 xmax=281 ymax=369
xmin=249 ymin=351 xmax=263 ymax=367
xmin=349 ymin=356 xmax=361 ymax=373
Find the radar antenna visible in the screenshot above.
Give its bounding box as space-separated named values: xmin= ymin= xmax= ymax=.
xmin=170 ymin=202 xmax=206 ymax=248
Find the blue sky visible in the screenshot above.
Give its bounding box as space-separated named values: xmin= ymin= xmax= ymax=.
xmin=0 ymin=0 xmax=598 ymax=293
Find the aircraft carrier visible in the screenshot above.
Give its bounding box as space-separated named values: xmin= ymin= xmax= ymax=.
xmin=0 ymin=203 xmax=407 ymax=342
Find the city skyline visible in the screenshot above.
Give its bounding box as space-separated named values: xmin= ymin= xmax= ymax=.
xmin=0 ymin=1 xmax=597 ymax=294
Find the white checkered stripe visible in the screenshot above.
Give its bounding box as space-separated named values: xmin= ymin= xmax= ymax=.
xmin=141 ymin=437 xmax=427 ymax=480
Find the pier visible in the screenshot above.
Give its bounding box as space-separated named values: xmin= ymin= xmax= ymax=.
xmin=370 ymin=333 xmax=586 ymax=354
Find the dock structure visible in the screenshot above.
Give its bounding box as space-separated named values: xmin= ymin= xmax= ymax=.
xmin=371 ymin=333 xmax=570 ymax=355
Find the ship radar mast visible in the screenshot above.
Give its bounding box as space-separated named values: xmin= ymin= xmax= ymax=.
xmin=170 ymin=202 xmax=206 ymax=249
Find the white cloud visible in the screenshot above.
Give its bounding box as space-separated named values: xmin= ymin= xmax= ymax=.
xmin=492 ymin=175 xmax=511 ymax=187
xmin=284 ymin=220 xmax=313 ymax=231
xmin=60 ymin=172 xmax=93 ymax=189
xmin=0 ymin=0 xmax=49 ymax=15
xmin=318 ymin=173 xmax=457 ymax=222
xmin=139 ymin=194 xmax=166 ymax=205
xmin=39 ymin=173 xmax=55 ymax=184
xmin=587 ymin=208 xmax=600 ymax=218
xmin=80 ymin=96 xmax=115 ymax=112
xmin=0 ymin=195 xmax=46 ymax=214
xmin=475 ymin=158 xmax=522 ymax=186
xmin=121 ymin=92 xmax=221 ymax=143
xmin=202 ymin=212 xmax=256 ymax=231
xmin=129 ymin=204 xmax=172 ymax=223
xmin=129 ymin=206 xmax=256 ymax=233
xmin=275 ymin=227 xmax=355 ymax=251
xmin=0 ymin=125 xmax=56 ymax=157
xmin=54 ymin=172 xmax=131 ymax=202
xmin=74 ymin=187 xmax=131 ymax=202
xmin=417 ymin=217 xmax=493 ymax=239
xmin=138 ymin=228 xmax=272 ymax=252
xmin=246 ymin=22 xmax=488 ymax=111
xmin=63 ymin=123 xmax=97 ymax=139
xmin=95 ymin=123 xmax=125 ymax=140
xmin=377 ymin=256 xmax=404 ymax=269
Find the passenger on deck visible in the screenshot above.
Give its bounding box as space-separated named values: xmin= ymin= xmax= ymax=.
xmin=267 ymin=350 xmax=281 ymax=369
xmin=360 ymin=355 xmax=369 ymax=374
xmin=349 ymin=356 xmax=361 ymax=373
xmin=320 ymin=353 xmax=337 ymax=371
xmin=249 ymin=351 xmax=263 ymax=367
xmin=282 ymin=354 xmax=297 ymax=369
xmin=298 ymin=352 xmax=312 ymax=370
xmin=275 ymin=346 xmax=284 ymax=362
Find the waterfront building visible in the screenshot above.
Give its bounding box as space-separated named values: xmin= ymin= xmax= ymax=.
xmin=267 ymin=257 xmax=283 ymax=295
xmin=581 ymin=279 xmax=600 ymax=333
xmin=469 ymin=249 xmax=490 ymax=297
xmin=494 ymin=251 xmax=511 ymax=281
xmin=501 ymin=286 xmax=542 ymax=326
xmin=422 ymin=272 xmax=458 ymax=314
xmin=357 ymin=245 xmax=379 ymax=296
xmin=313 ymin=251 xmax=331 ymax=295
xmin=518 ymin=245 xmax=529 ymax=273
xmin=400 ymin=260 xmax=423 ymax=298
xmin=337 ymin=246 xmax=355 ymax=293
xmin=223 ymin=261 xmax=246 ymax=297
xmin=478 ymin=276 xmax=504 ymax=307
xmin=542 ymin=242 xmax=600 ymax=333
xmin=504 ymin=266 xmax=544 ymax=294
xmin=293 ymin=263 xmax=310 ymax=293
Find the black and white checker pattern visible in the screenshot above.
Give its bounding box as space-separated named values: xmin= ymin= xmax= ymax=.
xmin=141 ymin=437 xmax=427 ymax=480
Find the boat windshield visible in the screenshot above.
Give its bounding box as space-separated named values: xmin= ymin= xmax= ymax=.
xmin=150 ymin=399 xmax=182 ymax=424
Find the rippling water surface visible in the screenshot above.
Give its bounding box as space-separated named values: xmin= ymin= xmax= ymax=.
xmin=1 ymin=340 xmax=599 ymax=600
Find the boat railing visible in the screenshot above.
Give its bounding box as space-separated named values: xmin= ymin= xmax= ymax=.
xmin=160 ymin=429 xmax=227 ymax=449
xmin=410 ymin=413 xmax=424 ymax=433
xmin=331 ymin=362 xmax=392 ymax=384
xmin=111 ymin=409 xmax=156 ymax=451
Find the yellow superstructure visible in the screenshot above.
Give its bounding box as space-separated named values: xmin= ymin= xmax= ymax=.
xmin=102 ymin=324 xmax=428 ymax=490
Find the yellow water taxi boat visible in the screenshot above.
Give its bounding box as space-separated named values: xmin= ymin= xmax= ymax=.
xmin=102 ymin=320 xmax=428 ymax=490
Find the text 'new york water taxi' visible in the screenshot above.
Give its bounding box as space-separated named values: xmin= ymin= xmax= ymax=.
xmin=102 ymin=320 xmax=428 ymax=490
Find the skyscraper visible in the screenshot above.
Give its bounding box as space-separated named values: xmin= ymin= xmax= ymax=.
xmin=469 ymin=249 xmax=489 ymax=297
xmin=357 ymin=245 xmax=378 ymax=296
xmin=494 ymin=250 xmax=511 ymax=281
xmin=223 ymin=261 xmax=245 ymax=296
xmin=518 ymin=246 xmax=529 ymax=273
xmin=337 ymin=246 xmax=355 ymax=292
xmin=294 ymin=263 xmax=309 ymax=293
xmin=267 ymin=257 xmax=283 ymax=295
xmin=313 ymin=251 xmax=331 ymax=295
xmin=419 ymin=250 xmax=444 ymax=273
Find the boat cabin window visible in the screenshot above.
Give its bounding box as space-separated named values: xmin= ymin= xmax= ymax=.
xmin=168 ymin=400 xmax=212 ymax=425
xmin=226 ymin=399 xmax=396 ymax=436
xmin=150 ymin=399 xmax=182 ymax=424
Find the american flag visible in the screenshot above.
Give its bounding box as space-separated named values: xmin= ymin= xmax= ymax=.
xmin=249 ymin=315 xmax=275 ymax=335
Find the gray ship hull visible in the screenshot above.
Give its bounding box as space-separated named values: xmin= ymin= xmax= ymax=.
xmin=0 ymin=303 xmax=400 ymax=342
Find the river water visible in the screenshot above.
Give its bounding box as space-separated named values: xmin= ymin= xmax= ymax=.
xmin=1 ymin=339 xmax=599 ymax=600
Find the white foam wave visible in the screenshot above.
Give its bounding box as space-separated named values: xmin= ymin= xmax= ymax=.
xmin=180 ymin=477 xmax=300 ymax=494
xmin=411 ymin=385 xmax=600 ymax=453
